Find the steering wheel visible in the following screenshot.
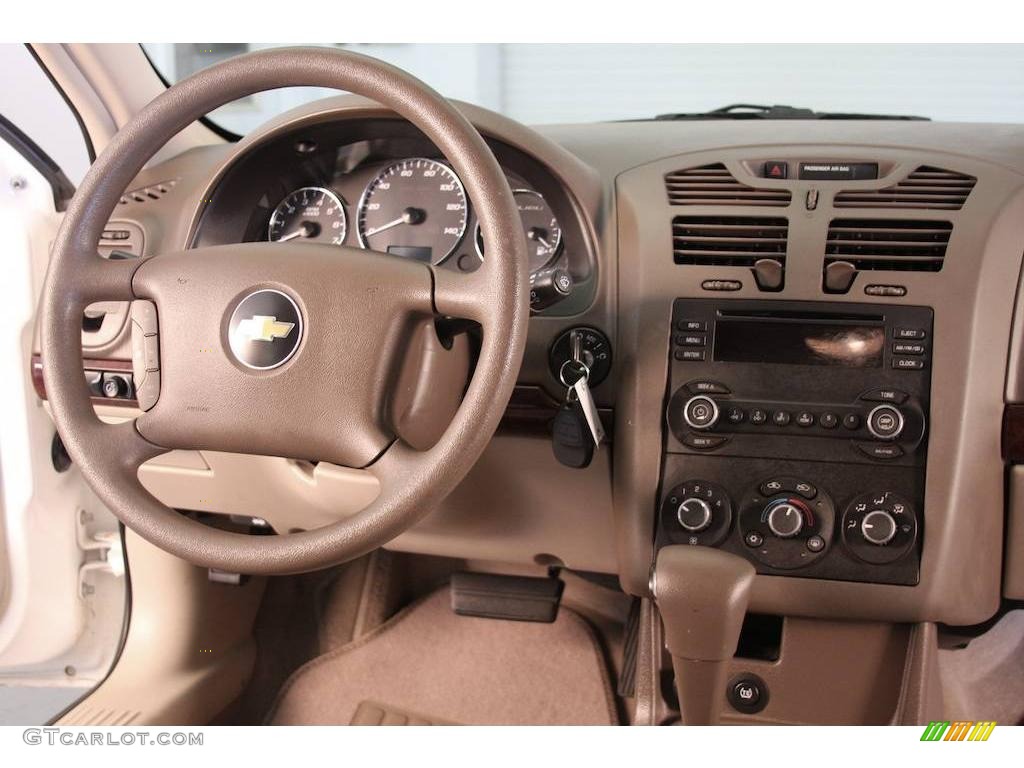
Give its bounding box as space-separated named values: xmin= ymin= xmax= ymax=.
xmin=39 ymin=47 xmax=529 ymax=574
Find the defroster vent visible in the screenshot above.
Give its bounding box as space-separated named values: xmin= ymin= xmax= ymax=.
xmin=834 ymin=166 xmax=976 ymax=210
xmin=665 ymin=164 xmax=791 ymax=207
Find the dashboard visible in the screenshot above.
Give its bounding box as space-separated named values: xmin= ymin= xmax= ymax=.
xmin=32 ymin=95 xmax=1024 ymax=632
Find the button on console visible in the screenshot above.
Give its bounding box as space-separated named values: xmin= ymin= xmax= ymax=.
xmin=867 ymin=404 xmax=905 ymax=441
xmin=860 ymin=388 xmax=909 ymax=404
xmin=683 ymin=395 xmax=719 ymax=430
xmin=686 ymin=380 xmax=730 ymax=395
xmin=892 ymin=342 xmax=925 ymax=356
xmin=682 ymin=433 xmax=729 ymax=450
xmin=856 ymin=442 xmax=904 ymax=460
xmin=674 ymin=349 xmax=705 ymax=361
xmin=677 ymin=320 xmax=706 ymax=332
xmin=728 ymin=675 xmax=768 ymax=714
xmin=894 ymin=328 xmax=926 ymax=340
xmin=676 ymin=333 xmax=706 ymax=347
xmin=772 ymin=410 xmax=791 ymax=426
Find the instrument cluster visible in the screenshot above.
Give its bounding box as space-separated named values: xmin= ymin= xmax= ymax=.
xmin=264 ymin=155 xmax=564 ymax=276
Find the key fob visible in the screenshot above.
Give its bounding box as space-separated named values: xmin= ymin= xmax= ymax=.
xmin=552 ymin=400 xmax=595 ymax=469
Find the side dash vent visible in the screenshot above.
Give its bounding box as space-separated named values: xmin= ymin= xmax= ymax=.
xmin=823 ymin=218 xmax=952 ymax=293
xmin=119 ymin=178 xmax=178 ymax=206
xmin=835 ymin=166 xmax=976 ymax=210
xmin=673 ymin=215 xmax=789 ymax=291
xmin=665 ymin=164 xmax=791 ymax=207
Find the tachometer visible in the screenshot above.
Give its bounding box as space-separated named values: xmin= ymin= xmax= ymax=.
xmin=357 ymin=158 xmax=468 ymax=264
xmin=475 ymin=189 xmax=562 ymax=273
xmin=268 ymin=187 xmax=347 ymax=245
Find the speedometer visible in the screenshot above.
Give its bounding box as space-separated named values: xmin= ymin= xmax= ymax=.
xmin=357 ymin=158 xmax=468 ymax=265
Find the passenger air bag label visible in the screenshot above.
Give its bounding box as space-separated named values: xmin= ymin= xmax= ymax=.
xmin=799 ymin=162 xmax=879 ymax=180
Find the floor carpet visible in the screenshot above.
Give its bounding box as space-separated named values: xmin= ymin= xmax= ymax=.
xmin=267 ymin=587 xmax=618 ymax=725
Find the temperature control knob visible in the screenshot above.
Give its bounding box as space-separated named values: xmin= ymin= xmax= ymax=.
xmin=860 ymin=509 xmax=897 ymax=546
xmin=766 ymin=502 xmax=805 ymax=539
xmin=683 ymin=395 xmax=720 ymax=431
xmin=676 ymin=497 xmax=713 ymax=532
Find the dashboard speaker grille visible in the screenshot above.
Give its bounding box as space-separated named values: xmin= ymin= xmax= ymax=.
xmin=665 ymin=164 xmax=791 ymax=207
xmin=834 ymin=166 xmax=976 ymax=210
xmin=672 ymin=215 xmax=788 ymax=267
xmin=825 ymin=219 xmax=952 ymax=273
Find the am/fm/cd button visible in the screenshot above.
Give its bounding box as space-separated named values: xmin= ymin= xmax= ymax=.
xmin=892 ymin=342 xmax=925 ymax=355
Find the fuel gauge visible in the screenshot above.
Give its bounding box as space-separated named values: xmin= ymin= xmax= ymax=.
xmin=476 ymin=189 xmax=563 ymax=273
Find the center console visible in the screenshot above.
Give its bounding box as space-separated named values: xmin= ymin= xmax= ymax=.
xmin=656 ymin=300 xmax=933 ymax=586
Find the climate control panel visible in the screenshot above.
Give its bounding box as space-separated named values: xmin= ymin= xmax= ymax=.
xmin=656 ymin=457 xmax=923 ymax=586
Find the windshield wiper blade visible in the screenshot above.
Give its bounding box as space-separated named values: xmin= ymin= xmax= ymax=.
xmin=653 ymin=104 xmax=930 ymax=121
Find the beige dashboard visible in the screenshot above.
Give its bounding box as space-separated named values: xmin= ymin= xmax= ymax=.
xmin=34 ymin=96 xmax=1024 ymax=627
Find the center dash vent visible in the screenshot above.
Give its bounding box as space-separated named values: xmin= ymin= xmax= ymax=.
xmin=119 ymin=178 xmax=178 ymax=206
xmin=665 ymin=164 xmax=791 ymax=207
xmin=823 ymin=218 xmax=952 ymax=293
xmin=673 ymin=215 xmax=788 ymax=291
xmin=834 ymin=166 xmax=976 ymax=210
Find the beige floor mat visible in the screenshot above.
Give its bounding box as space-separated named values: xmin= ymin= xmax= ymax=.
xmin=266 ymin=588 xmax=618 ymax=725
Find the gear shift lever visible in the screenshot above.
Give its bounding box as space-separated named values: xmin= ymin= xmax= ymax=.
xmin=653 ymin=546 xmax=755 ymax=725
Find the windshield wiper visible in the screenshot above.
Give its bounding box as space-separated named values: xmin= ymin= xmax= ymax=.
xmin=653 ymin=104 xmax=930 ymax=121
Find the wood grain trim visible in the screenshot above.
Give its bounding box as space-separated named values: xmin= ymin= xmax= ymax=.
xmin=31 ymin=354 xmax=137 ymax=406
xmin=30 ymin=361 xmax=615 ymax=441
xmin=500 ymin=385 xmax=614 ymax=441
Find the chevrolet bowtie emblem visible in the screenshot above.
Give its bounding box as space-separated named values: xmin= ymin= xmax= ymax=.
xmin=228 ymin=290 xmax=302 ymax=370
xmin=236 ymin=315 xmax=296 ymax=343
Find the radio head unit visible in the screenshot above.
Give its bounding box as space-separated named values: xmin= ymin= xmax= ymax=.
xmin=667 ymin=300 xmax=932 ymax=465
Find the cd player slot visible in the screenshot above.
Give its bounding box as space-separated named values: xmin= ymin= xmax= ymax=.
xmin=716 ymin=308 xmax=885 ymax=323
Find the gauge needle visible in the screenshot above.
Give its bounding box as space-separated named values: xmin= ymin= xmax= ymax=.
xmin=363 ymin=207 xmax=426 ymax=238
xmin=528 ymin=227 xmax=554 ymax=251
xmin=277 ymin=222 xmax=319 ymax=242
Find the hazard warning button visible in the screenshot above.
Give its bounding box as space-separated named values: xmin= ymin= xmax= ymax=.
xmin=763 ymin=161 xmax=788 ymax=179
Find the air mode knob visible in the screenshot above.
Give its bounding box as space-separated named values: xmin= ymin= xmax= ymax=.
xmin=861 ymin=509 xmax=897 ymax=546
xmin=676 ymin=497 xmax=713 ymax=532
xmin=766 ymin=502 xmax=805 ymax=539
xmin=683 ymin=395 xmax=720 ymax=431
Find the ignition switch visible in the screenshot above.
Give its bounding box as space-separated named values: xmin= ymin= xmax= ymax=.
xmin=549 ymin=326 xmax=612 ymax=387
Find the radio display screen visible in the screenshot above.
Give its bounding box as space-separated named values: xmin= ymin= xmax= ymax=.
xmin=713 ymin=320 xmax=885 ymax=368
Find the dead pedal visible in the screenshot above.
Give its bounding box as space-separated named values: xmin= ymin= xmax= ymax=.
xmin=450 ymin=571 xmax=564 ymax=623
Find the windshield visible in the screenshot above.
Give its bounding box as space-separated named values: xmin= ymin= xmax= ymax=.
xmin=143 ymin=43 xmax=1024 ymax=134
